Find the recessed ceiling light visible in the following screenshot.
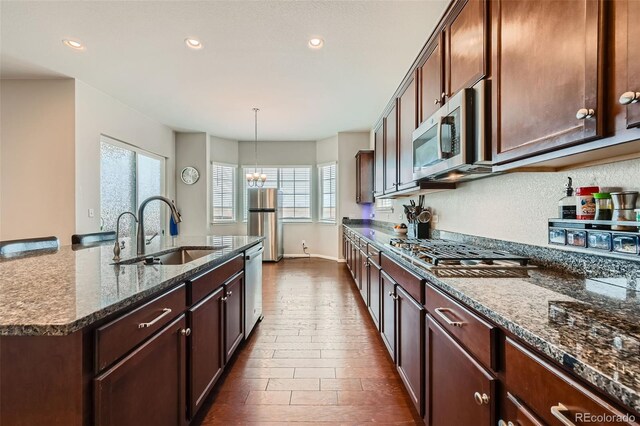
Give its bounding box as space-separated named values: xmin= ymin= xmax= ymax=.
xmin=62 ymin=39 xmax=84 ymax=50
xmin=308 ymin=37 xmax=324 ymax=49
xmin=185 ymin=38 xmax=203 ymax=49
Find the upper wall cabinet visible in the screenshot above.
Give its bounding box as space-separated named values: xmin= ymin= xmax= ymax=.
xmin=622 ymin=0 xmax=640 ymax=128
xmin=398 ymin=72 xmax=418 ymax=190
xmin=384 ymin=104 xmax=398 ymax=194
xmin=491 ymin=0 xmax=604 ymax=165
xmin=419 ymin=36 xmax=444 ymax=124
xmin=445 ymin=0 xmax=487 ymax=100
xmin=374 ymin=122 xmax=385 ymax=197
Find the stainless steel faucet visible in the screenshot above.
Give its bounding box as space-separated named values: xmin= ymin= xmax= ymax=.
xmin=113 ymin=211 xmax=138 ymax=261
xmin=137 ymin=196 xmax=182 ymax=256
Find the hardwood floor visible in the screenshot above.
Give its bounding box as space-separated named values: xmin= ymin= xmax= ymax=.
xmin=195 ymin=258 xmax=422 ymax=425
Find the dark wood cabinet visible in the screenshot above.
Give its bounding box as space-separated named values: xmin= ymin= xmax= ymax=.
xmin=383 ymin=105 xmax=398 ymax=193
xmin=224 ymin=273 xmax=244 ymax=363
xmin=445 ymin=0 xmax=486 ymax=98
xmin=188 ymin=286 xmax=224 ymax=417
xmin=398 ymin=73 xmax=417 ymax=189
xmin=368 ymin=260 xmax=381 ymax=331
xmin=355 ymin=150 xmax=374 ymax=204
xmin=380 ymin=271 xmax=396 ymax=361
xmin=94 ymin=315 xmax=187 ymax=426
xmin=491 ymin=0 xmax=604 ymax=165
xmin=425 ymin=314 xmax=495 ymax=426
xmin=358 ymin=248 xmax=368 ymax=304
xmin=373 ymin=122 xmax=385 ymax=197
xmin=396 ymin=285 xmax=425 ymax=416
xmin=501 ymin=392 xmax=544 ymax=426
xmin=420 ymin=37 xmax=444 ymax=124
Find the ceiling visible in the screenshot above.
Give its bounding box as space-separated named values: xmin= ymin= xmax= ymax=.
xmin=1 ymin=1 xmax=448 ymax=141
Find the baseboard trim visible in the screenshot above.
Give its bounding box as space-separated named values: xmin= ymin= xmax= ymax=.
xmin=283 ymin=253 xmax=345 ymax=263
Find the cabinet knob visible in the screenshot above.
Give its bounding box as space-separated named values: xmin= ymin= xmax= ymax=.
xmin=441 ymin=92 xmax=447 ymax=98
xmin=473 ymin=392 xmax=490 ymax=405
xmin=619 ymin=91 xmax=640 ymax=105
xmin=498 ymin=421 xmax=515 ymax=426
xmin=221 ymin=296 xmax=228 ymax=302
xmin=576 ymin=108 xmax=595 ymax=120
xmin=434 ymin=98 xmax=441 ymax=105
xmin=180 ymin=328 xmax=191 ymax=336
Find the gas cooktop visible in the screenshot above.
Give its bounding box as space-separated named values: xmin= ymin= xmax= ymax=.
xmin=386 ymin=238 xmax=536 ymax=278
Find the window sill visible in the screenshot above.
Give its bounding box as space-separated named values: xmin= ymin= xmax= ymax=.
xmin=212 ymin=221 xmax=238 ymax=225
xmin=318 ymin=220 xmax=337 ymax=225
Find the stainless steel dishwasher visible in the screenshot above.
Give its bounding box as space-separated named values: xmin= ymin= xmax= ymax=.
xmin=244 ymin=243 xmax=264 ymax=338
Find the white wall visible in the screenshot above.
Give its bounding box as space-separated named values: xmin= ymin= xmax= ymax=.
xmin=0 ymin=79 xmax=76 ymax=241
xmin=210 ymin=136 xmax=244 ymax=235
xmin=75 ymin=80 xmax=175 ymax=236
xmin=175 ymin=132 xmax=210 ymax=236
xmin=315 ymin=135 xmax=340 ymax=259
xmin=373 ymin=156 xmax=640 ymax=247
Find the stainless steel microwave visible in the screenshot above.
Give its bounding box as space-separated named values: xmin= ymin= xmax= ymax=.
xmin=412 ymin=79 xmax=491 ymax=181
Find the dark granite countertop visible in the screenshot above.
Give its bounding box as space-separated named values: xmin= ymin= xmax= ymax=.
xmin=344 ymin=223 xmax=640 ymax=415
xmin=0 ymin=235 xmax=263 ymax=336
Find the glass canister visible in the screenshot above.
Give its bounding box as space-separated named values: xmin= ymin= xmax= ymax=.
xmin=593 ymin=192 xmax=612 ymax=229
xmin=575 ymin=186 xmax=599 ymax=220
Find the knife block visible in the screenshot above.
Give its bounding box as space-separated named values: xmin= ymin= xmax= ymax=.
xmin=408 ymin=223 xmax=429 ymax=239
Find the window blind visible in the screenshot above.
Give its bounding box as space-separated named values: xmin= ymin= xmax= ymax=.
xmin=212 ymin=164 xmax=236 ymax=222
xmin=319 ymin=163 xmax=337 ymax=222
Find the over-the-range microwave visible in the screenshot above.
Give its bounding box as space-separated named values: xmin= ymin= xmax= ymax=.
xmin=412 ymin=79 xmax=492 ymax=182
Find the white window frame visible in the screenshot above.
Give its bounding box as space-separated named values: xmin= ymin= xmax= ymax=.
xmin=318 ymin=162 xmax=337 ymax=224
xmin=375 ymin=198 xmax=394 ymax=212
xmin=211 ymin=161 xmax=237 ymax=223
xmin=99 ymin=134 xmax=167 ymax=233
xmin=242 ymin=165 xmax=313 ymax=223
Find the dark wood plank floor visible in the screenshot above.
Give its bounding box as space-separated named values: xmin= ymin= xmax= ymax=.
xmin=196 ymin=258 xmax=422 ymax=425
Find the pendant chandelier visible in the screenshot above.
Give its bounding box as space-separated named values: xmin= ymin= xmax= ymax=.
xmin=246 ymin=107 xmax=267 ymax=188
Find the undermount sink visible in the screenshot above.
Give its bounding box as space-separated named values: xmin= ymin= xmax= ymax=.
xmin=116 ymin=246 xmax=228 ymax=265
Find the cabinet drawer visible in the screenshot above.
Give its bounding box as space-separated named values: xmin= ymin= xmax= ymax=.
xmin=189 ymin=254 xmax=243 ymax=305
xmin=426 ymin=285 xmax=496 ymax=370
xmin=505 ymin=338 xmax=636 ymax=425
xmin=380 ymin=253 xmax=425 ymax=304
xmin=95 ymin=284 xmax=186 ymax=373
xmin=367 ymin=245 xmax=381 ymax=266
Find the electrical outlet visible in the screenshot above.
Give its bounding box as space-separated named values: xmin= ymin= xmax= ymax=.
xmin=302 ymin=240 xmax=306 ymax=245
xmin=432 ymin=214 xmax=439 ymax=224
xmin=399 ymin=213 xmax=403 ymax=220
xmin=88 ymin=208 xmax=94 ymax=218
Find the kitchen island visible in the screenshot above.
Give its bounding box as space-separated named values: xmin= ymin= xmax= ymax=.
xmin=343 ymin=222 xmax=640 ymax=425
xmin=0 ymin=235 xmax=263 ymax=426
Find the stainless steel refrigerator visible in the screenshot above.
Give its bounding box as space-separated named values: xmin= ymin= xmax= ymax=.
xmin=247 ymin=188 xmax=283 ymax=262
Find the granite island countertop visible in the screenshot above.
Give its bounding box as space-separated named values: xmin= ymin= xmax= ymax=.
xmin=344 ymin=223 xmax=640 ymax=415
xmin=0 ymin=235 xmax=264 ymax=336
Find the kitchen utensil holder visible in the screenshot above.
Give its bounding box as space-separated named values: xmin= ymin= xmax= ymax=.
xmin=408 ymin=223 xmax=430 ymax=239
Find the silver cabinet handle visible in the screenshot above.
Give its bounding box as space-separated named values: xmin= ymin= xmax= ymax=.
xmin=576 ymin=108 xmax=595 ymax=120
xmin=388 ymin=291 xmax=399 ymax=300
xmin=473 ymin=392 xmax=490 ymax=405
xmin=434 ymin=98 xmax=441 ymax=105
xmin=227 ymin=291 xmax=233 ymax=297
xmin=221 ymin=296 xmax=228 ymax=302
xmin=619 ymin=91 xmax=640 ymax=105
xmin=138 ymin=308 xmax=172 ymax=328
xmin=551 ymin=403 xmax=576 ymax=426
xmin=498 ymin=420 xmax=514 ymax=426
xmin=180 ymin=328 xmax=191 ymax=336
xmin=434 ymin=307 xmax=464 ymax=327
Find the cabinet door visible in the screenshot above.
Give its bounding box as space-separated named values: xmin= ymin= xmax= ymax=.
xmin=492 ymin=0 xmax=603 ymax=164
xmin=188 ymin=287 xmax=224 ymax=417
xmin=398 ymin=73 xmax=417 ymax=189
xmin=500 ymin=392 xmax=544 ymax=426
xmin=95 ymin=315 xmax=187 ymax=426
xmin=396 ymin=286 xmax=425 ymax=416
xmin=420 ymin=37 xmax=444 ymax=123
xmin=368 ymin=261 xmax=381 ymax=330
xmin=380 ymin=271 xmax=396 ymax=361
xmin=355 ymin=154 xmax=362 ymax=203
xmin=446 ymin=0 xmax=486 ymax=97
xmin=374 ymin=122 xmax=385 ymax=196
xmin=224 ymin=274 xmax=244 ymax=363
xmin=358 ymin=249 xmax=368 ymax=304
xmin=384 ymin=104 xmax=398 ymax=193
xmin=425 ymin=315 xmax=495 ymax=426
xmin=356 ymin=151 xmax=374 ymax=204
xmin=624 ymin=0 xmax=640 ymax=128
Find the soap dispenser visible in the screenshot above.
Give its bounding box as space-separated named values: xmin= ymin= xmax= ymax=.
xmin=559 ymin=177 xmax=576 ymax=219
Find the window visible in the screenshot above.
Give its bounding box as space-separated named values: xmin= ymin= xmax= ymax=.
xmin=243 ymin=166 xmax=311 ymax=222
xmin=375 ymin=198 xmax=393 ymax=212
xmin=100 ymin=136 xmax=165 ymax=237
xmin=212 ymin=163 xmax=236 ymax=222
xmin=318 ymin=163 xmax=337 ymax=223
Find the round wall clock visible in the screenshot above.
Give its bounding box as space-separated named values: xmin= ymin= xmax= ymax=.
xmin=181 ymin=166 xmax=200 ymax=185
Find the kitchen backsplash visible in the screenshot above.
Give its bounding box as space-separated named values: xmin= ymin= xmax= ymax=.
xmin=373 ymin=157 xmax=640 ymax=247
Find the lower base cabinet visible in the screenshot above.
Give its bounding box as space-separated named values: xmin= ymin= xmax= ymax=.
xmin=188 ymin=287 xmax=224 ymax=417
xmin=380 ymin=271 xmax=397 ymax=360
xmin=94 ymin=315 xmax=188 ymax=426
xmin=368 ymin=261 xmax=381 ymax=330
xmin=396 ymin=285 xmax=425 ymax=416
xmin=358 ymin=248 xmax=368 ymax=304
xmin=425 ymin=314 xmax=496 ymax=426
xmin=224 ymin=272 xmax=245 ymax=363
